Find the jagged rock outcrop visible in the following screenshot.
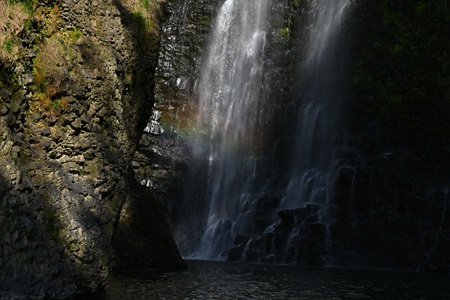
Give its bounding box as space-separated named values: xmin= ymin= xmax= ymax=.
xmin=0 ymin=0 xmax=184 ymax=299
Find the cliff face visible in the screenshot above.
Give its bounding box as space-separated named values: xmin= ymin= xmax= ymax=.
xmin=133 ymin=0 xmax=450 ymax=272
xmin=340 ymin=0 xmax=450 ymax=271
xmin=0 ymin=0 xmax=184 ymax=299
xmin=132 ymin=0 xmax=221 ymax=256
xmin=133 ymin=0 xmax=298 ymax=257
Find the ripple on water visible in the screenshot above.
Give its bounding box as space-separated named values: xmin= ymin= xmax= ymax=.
xmin=89 ymin=260 xmax=450 ymax=300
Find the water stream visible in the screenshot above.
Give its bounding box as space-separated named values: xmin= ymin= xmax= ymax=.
xmin=182 ymin=0 xmax=353 ymax=261
xmin=283 ymin=0 xmax=351 ymax=210
xmin=191 ymin=0 xmax=271 ymax=259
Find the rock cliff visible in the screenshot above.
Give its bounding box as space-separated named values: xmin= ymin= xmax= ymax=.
xmin=133 ymin=0 xmax=298 ymax=257
xmin=0 ymin=0 xmax=184 ymax=299
xmin=132 ymin=0 xmax=221 ymax=256
xmin=133 ymin=0 xmax=450 ymax=273
xmin=228 ymin=0 xmax=450 ymax=271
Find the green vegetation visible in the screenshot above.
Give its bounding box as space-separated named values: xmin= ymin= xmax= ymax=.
xmin=131 ymin=11 xmax=148 ymax=30
xmin=16 ymin=1 xmax=84 ymax=118
xmin=5 ymin=212 xmax=16 ymax=230
xmin=63 ymin=240 xmax=78 ymax=251
xmin=5 ymin=0 xmax=37 ymax=12
xmin=31 ymin=25 xmax=83 ymax=115
xmin=141 ymin=0 xmax=150 ymax=10
xmin=279 ymin=27 xmax=291 ymax=36
xmin=129 ymin=0 xmax=163 ymax=34
xmin=0 ymin=0 xmax=31 ymax=61
xmin=43 ymin=206 xmax=62 ymax=240
xmin=351 ymin=0 xmax=450 ymax=172
xmin=4 ymin=38 xmax=13 ymax=54
xmin=0 ymin=0 xmax=66 ymax=110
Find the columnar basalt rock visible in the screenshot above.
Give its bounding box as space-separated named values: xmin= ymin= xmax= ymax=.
xmin=0 ymin=0 xmax=184 ymax=298
xmin=133 ymin=0 xmax=299 ymax=258
xmin=132 ymin=0 xmax=222 ymax=255
xmin=133 ymin=0 xmax=450 ymax=273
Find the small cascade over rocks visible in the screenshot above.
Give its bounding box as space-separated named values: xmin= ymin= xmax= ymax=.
xmin=284 ymin=0 xmax=352 ymax=210
xmin=171 ymin=0 xmax=354 ymax=262
xmin=227 ymin=203 xmax=329 ymax=265
xmin=142 ymin=0 xmax=450 ymax=271
xmin=190 ymin=0 xmax=272 ymax=259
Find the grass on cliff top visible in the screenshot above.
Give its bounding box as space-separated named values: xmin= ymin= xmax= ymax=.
xmin=29 ymin=2 xmax=83 ymax=116
xmin=122 ymin=0 xmax=165 ymax=34
xmin=0 ymin=1 xmax=32 ymax=63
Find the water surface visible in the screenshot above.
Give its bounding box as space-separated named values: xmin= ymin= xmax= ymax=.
xmin=94 ymin=260 xmax=450 ymax=299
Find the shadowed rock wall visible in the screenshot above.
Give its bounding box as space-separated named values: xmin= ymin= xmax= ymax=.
xmin=133 ymin=0 xmax=222 ymax=256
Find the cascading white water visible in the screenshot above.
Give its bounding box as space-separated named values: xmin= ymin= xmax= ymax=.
xmin=191 ymin=0 xmax=271 ymax=259
xmin=182 ymin=0 xmax=352 ymax=261
xmin=283 ymin=0 xmax=351 ymax=210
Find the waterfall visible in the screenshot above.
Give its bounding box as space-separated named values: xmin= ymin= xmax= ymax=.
xmin=180 ymin=0 xmax=352 ymax=261
xmin=283 ymin=0 xmax=351 ymax=210
xmin=191 ymin=0 xmax=271 ymax=259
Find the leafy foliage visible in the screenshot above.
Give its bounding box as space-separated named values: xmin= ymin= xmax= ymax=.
xmin=351 ymin=0 xmax=450 ymax=174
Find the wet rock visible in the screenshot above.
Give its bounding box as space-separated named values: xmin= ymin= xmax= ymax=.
xmin=132 ymin=0 xmax=222 ymax=258
xmin=255 ymin=194 xmax=281 ymax=212
xmin=234 ymin=234 xmax=250 ymax=246
xmin=244 ymin=249 xmax=261 ymax=262
xmin=144 ymin=120 xmax=164 ymax=135
xmin=226 ymin=246 xmax=244 ymax=261
xmin=254 ymin=214 xmax=275 ymax=232
xmin=277 ymin=209 xmax=296 ymax=232
xmin=305 ymin=204 xmax=321 ymax=214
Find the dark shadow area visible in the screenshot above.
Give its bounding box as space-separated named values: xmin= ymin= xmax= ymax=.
xmin=112 ymin=0 xmax=162 ymax=145
xmin=111 ymin=176 xmax=186 ymax=270
xmin=110 ymin=0 xmax=186 ymax=269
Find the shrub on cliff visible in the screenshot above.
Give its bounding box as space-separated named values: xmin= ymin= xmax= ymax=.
xmin=0 ymin=1 xmax=31 ymax=63
xmin=31 ymin=29 xmax=81 ymax=112
xmin=351 ymin=0 xmax=450 ymax=176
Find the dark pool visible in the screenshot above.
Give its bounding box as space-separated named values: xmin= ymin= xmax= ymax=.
xmin=91 ymin=260 xmax=450 ymax=299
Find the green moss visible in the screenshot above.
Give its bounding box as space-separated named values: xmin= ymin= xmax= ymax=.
xmin=4 ymin=38 xmax=13 ymax=55
xmin=30 ymin=29 xmax=81 ymax=114
xmin=141 ymin=0 xmax=150 ymax=10
xmin=131 ymin=11 xmax=148 ymax=30
xmin=43 ymin=206 xmax=61 ymax=240
xmin=66 ymin=28 xmax=83 ymax=41
xmin=6 ymin=0 xmax=37 ymax=13
xmin=5 ymin=213 xmax=16 ymax=230
xmin=279 ymin=27 xmax=290 ymax=36
xmin=63 ymin=240 xmax=78 ymax=251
